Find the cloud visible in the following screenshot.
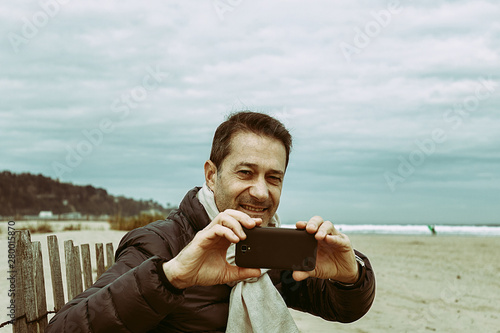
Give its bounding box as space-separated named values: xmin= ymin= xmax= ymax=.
xmin=1 ymin=0 xmax=499 ymax=224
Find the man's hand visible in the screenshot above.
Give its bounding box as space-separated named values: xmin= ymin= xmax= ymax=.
xmin=163 ymin=209 xmax=262 ymax=289
xmin=293 ymin=216 xmax=359 ymax=283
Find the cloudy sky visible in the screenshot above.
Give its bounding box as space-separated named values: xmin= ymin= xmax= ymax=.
xmin=1 ymin=0 xmax=499 ymax=225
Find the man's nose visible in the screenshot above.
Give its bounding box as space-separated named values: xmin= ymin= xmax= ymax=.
xmin=249 ymin=177 xmax=269 ymax=202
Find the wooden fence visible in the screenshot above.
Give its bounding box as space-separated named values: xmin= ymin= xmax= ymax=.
xmin=6 ymin=230 xmax=115 ymax=333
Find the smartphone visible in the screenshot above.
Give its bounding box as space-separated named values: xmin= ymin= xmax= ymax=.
xmin=235 ymin=227 xmax=317 ymax=271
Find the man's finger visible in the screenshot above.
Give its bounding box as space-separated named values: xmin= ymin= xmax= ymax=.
xmin=295 ymin=220 xmax=307 ymax=229
xmin=292 ymin=270 xmax=312 ymax=281
xmin=316 ymin=220 xmax=336 ymax=239
xmin=305 ymin=216 xmax=324 ymax=234
xmin=214 ymin=210 xmax=261 ymax=239
xmin=203 ymin=223 xmax=240 ymax=244
xmin=213 ymin=212 xmax=247 ymax=239
xmin=224 ymin=209 xmax=261 ymax=228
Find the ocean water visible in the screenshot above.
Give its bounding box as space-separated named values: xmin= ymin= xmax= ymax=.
xmin=2 ymin=220 xmax=499 ymax=237
xmin=281 ymin=223 xmax=500 ymax=236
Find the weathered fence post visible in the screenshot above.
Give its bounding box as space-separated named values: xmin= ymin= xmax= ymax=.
xmin=81 ymin=244 xmax=93 ymax=290
xmin=106 ymin=243 xmax=115 ymax=269
xmin=96 ymin=243 xmax=105 ymax=278
xmin=64 ymin=240 xmax=76 ymax=301
xmin=13 ymin=230 xmax=29 ymax=333
xmin=47 ymin=235 xmax=65 ymax=312
xmin=73 ymin=245 xmax=83 ymax=296
xmin=11 ymin=231 xmax=49 ymax=332
xmin=33 ymin=241 xmax=48 ymax=332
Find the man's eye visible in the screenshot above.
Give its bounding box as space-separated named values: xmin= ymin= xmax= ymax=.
xmin=269 ymin=176 xmax=282 ymax=183
xmin=238 ymin=170 xmax=251 ymax=175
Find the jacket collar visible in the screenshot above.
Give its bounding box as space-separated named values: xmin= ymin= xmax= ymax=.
xmin=179 ymin=187 xmax=212 ymax=231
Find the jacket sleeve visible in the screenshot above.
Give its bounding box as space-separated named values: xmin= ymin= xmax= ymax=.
xmin=46 ymin=228 xmax=185 ymax=333
xmin=278 ymin=250 xmax=375 ymax=323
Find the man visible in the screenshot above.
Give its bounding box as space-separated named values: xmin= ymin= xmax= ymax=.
xmin=47 ymin=111 xmax=375 ymax=332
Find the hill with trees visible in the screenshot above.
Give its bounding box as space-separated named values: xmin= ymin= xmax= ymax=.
xmin=0 ymin=171 xmax=172 ymax=218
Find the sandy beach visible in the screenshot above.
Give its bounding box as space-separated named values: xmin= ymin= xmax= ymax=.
xmin=292 ymin=234 xmax=500 ymax=332
xmin=1 ymin=227 xmax=499 ymax=332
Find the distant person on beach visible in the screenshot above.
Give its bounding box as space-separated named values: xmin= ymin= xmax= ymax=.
xmin=428 ymin=224 xmax=437 ymax=235
xmin=47 ymin=111 xmax=375 ymax=332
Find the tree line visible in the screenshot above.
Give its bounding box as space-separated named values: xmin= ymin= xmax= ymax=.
xmin=0 ymin=171 xmax=171 ymax=218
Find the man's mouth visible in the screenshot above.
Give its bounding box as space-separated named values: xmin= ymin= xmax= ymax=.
xmin=240 ymin=204 xmax=267 ymax=213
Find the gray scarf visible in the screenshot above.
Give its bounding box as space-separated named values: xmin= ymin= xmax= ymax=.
xmin=197 ymin=183 xmax=299 ymax=333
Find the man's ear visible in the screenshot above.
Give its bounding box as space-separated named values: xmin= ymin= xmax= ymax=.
xmin=204 ymin=160 xmax=217 ymax=191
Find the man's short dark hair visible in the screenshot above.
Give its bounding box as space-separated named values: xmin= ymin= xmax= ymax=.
xmin=210 ymin=111 xmax=292 ymax=170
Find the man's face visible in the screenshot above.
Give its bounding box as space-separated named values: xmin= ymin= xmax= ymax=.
xmin=206 ymin=131 xmax=287 ymax=226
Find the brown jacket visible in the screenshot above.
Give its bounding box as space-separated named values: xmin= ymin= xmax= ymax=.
xmin=47 ymin=187 xmax=375 ymax=332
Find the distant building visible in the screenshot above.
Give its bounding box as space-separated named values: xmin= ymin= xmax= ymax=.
xmin=60 ymin=212 xmax=82 ymax=219
xmin=140 ymin=208 xmax=164 ymax=216
xmin=39 ymin=211 xmax=54 ymax=218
